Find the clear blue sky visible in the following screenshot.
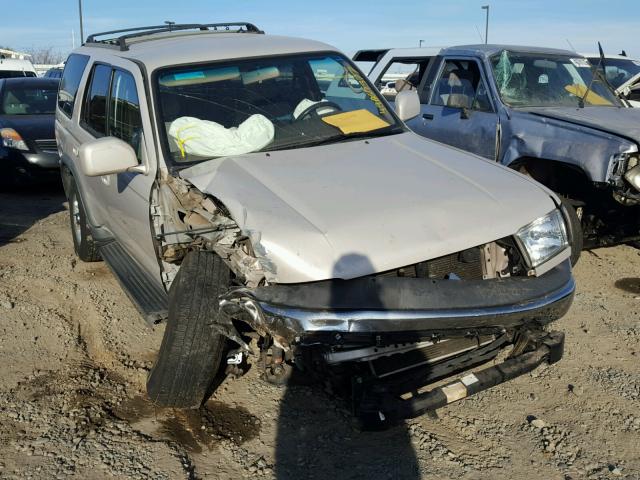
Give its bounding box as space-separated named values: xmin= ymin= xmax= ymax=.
xmin=3 ymin=0 xmax=637 ymax=58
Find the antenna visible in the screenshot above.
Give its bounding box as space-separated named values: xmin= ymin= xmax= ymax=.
xmin=475 ymin=25 xmax=484 ymax=43
xmin=565 ymin=38 xmax=576 ymax=52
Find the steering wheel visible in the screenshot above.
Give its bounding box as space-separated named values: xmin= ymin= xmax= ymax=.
xmin=295 ymin=101 xmax=342 ymax=121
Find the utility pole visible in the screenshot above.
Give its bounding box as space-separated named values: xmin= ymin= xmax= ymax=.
xmin=78 ymin=0 xmax=84 ymax=45
xmin=419 ymin=40 xmax=425 ymax=48
xmin=481 ymin=5 xmax=489 ymax=44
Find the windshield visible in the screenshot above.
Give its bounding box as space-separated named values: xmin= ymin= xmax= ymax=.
xmin=490 ymin=50 xmax=622 ymax=108
xmin=156 ymin=53 xmax=403 ymax=163
xmin=1 ymin=85 xmax=57 ymax=115
xmin=587 ymin=57 xmax=640 ymax=89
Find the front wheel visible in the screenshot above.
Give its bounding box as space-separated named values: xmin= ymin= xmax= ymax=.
xmin=147 ymin=251 xmax=230 ymax=408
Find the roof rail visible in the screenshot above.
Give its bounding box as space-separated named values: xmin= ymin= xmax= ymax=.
xmin=85 ymin=22 xmax=264 ymax=51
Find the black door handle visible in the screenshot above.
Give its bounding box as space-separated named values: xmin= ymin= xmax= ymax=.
xmin=422 ymin=113 xmax=434 ymax=120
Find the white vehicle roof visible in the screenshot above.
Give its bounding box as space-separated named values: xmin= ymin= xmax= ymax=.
xmin=0 ymin=57 xmax=36 ymax=73
xmin=357 ymin=47 xmax=442 ymax=82
xmin=75 ymin=32 xmax=337 ymax=72
xmin=580 ymin=53 xmax=640 ymax=61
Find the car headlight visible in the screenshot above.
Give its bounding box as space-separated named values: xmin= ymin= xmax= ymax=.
xmin=516 ymin=209 xmax=569 ymax=268
xmin=1 ymin=128 xmax=28 ymax=151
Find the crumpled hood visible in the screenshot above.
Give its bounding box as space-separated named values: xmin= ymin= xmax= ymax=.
xmin=180 ymin=132 xmax=556 ymax=283
xmin=525 ymin=106 xmax=640 ymax=145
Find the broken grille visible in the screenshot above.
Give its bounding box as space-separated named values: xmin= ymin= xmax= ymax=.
xmin=377 ymin=247 xmax=484 ymax=280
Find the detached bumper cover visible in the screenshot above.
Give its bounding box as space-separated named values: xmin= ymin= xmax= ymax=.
xmin=357 ymin=330 xmax=565 ymax=423
xmin=220 ymin=260 xmax=575 ymax=343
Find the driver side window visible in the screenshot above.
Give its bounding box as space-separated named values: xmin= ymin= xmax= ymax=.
xmin=432 ymin=59 xmax=493 ymax=112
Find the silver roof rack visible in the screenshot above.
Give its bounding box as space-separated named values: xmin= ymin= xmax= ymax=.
xmin=85 ymin=22 xmax=264 ymax=51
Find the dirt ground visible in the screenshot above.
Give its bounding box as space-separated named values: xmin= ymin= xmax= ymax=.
xmin=0 ymin=184 xmax=639 ymax=480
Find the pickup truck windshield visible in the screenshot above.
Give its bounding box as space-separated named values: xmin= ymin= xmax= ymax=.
xmin=156 ymin=53 xmax=402 ymax=163
xmin=491 ymin=51 xmax=623 ymax=108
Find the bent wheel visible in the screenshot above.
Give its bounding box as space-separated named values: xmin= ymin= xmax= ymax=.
xmin=147 ymin=251 xmax=230 ymax=408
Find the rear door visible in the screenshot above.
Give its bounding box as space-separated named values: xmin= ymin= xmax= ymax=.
xmin=408 ymin=56 xmax=499 ymax=160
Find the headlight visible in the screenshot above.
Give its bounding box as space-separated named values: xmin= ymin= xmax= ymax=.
xmin=1 ymin=128 xmax=28 ymax=151
xmin=624 ymin=154 xmax=640 ymax=191
xmin=516 ymin=210 xmax=568 ymax=268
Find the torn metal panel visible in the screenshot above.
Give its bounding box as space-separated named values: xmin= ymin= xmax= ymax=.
xmin=153 ymin=174 xmax=274 ymax=288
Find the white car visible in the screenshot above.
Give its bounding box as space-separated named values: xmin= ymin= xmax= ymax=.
xmin=0 ymin=58 xmax=37 ymax=79
xmin=56 ymin=23 xmax=574 ymax=427
xmin=583 ymin=52 xmax=640 ymax=107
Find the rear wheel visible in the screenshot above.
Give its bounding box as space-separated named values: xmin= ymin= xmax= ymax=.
xmin=560 ymin=196 xmax=583 ymax=267
xmin=68 ymin=180 xmax=101 ymax=262
xmin=147 ymin=251 xmax=230 ymax=408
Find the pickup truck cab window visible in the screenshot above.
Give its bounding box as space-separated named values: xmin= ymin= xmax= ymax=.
xmin=431 ymin=58 xmax=493 ymax=112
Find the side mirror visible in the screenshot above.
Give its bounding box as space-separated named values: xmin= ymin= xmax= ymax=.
xmin=395 ymin=89 xmax=421 ymax=122
xmin=79 ymin=137 xmax=139 ymax=177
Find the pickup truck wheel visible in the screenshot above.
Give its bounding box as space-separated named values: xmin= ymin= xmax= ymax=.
xmin=68 ymin=181 xmax=101 ymax=262
xmin=147 ymin=251 xmax=230 ymax=408
xmin=560 ymin=196 xmax=583 ymax=267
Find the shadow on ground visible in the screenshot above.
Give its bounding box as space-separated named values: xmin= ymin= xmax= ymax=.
xmin=0 ymin=181 xmax=65 ymax=247
xmin=275 ymin=254 xmax=420 ymax=479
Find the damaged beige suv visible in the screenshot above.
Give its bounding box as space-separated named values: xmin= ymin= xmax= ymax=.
xmin=56 ymin=23 xmax=575 ymax=426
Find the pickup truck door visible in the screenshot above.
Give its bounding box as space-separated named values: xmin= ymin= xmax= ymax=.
xmin=76 ymin=59 xmax=160 ymax=281
xmin=408 ymin=56 xmax=499 ymax=160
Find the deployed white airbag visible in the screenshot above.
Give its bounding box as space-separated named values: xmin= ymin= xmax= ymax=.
xmin=169 ymin=114 xmax=275 ymax=157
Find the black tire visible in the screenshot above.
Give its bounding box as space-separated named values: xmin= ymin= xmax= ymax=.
xmin=68 ymin=180 xmax=101 ymax=262
xmin=147 ymin=251 xmax=230 ymax=408
xmin=560 ymin=196 xmax=583 ymax=267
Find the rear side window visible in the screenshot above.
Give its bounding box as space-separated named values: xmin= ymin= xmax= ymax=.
xmin=58 ymin=53 xmax=89 ymax=117
xmin=81 ymin=64 xmax=112 ymax=136
xmin=109 ymin=70 xmax=143 ymax=157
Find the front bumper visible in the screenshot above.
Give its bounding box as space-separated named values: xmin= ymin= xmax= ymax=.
xmin=356 ymin=330 xmax=564 ymax=426
xmin=1 ymin=147 xmax=60 ymax=185
xmin=220 ymin=260 xmax=575 ymax=346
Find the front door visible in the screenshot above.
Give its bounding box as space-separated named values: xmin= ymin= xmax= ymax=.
xmin=76 ymin=60 xmax=160 ymax=282
xmin=408 ymin=57 xmax=499 ymax=160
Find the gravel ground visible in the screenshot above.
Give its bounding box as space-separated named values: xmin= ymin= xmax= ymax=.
xmin=0 ymin=184 xmax=639 ymax=479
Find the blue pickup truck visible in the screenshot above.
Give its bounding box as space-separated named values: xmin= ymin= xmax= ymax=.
xmin=357 ymin=45 xmax=640 ymax=255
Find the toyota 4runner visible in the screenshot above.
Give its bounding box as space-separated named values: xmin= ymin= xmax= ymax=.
xmin=56 ymin=23 xmax=575 ymax=426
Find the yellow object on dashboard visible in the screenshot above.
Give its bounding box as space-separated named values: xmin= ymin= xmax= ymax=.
xmin=321 ymin=109 xmax=390 ymax=134
xmin=565 ymin=84 xmax=613 ymax=106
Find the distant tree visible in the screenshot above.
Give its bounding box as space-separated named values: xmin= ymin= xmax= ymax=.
xmin=24 ymin=47 xmax=65 ymax=65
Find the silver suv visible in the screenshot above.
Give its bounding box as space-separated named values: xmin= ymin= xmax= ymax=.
xmin=56 ymin=23 xmax=575 ymax=427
